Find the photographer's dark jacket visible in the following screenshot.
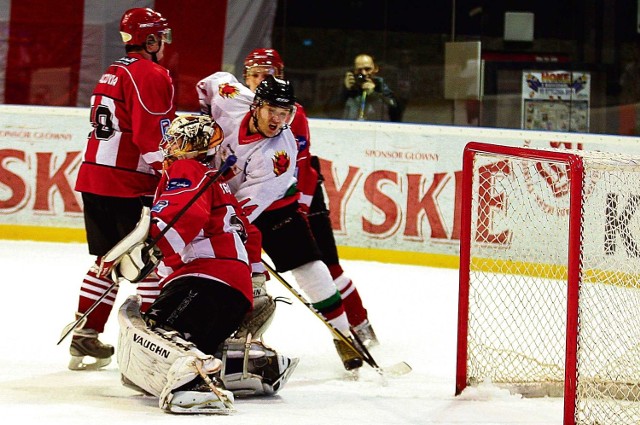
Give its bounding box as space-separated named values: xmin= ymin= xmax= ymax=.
xmin=341 ymin=76 xmax=400 ymax=122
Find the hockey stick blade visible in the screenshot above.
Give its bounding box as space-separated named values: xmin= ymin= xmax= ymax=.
xmin=380 ymin=361 xmax=412 ymax=377
xmin=262 ymin=259 xmax=404 ymax=375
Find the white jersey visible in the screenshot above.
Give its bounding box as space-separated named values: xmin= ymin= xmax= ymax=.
xmin=196 ymin=72 xmax=298 ymax=222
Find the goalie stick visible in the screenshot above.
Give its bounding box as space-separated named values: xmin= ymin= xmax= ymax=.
xmin=57 ymin=155 xmax=238 ymax=345
xmin=261 ymin=259 xmax=411 ymax=378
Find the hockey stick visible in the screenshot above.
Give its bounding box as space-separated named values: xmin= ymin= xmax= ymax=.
xmin=142 ymin=154 xmax=237 ymax=254
xmin=261 ymin=259 xmax=411 ymax=377
xmin=57 ymin=155 xmax=238 ymax=345
xmin=57 ymin=281 xmax=118 ymax=345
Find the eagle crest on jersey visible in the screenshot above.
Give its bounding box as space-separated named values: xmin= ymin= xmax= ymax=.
xmin=272 ymin=151 xmax=290 ymax=176
xmin=218 ymin=83 xmax=240 ymax=99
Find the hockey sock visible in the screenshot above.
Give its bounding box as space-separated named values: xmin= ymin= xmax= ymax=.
xmin=291 ymin=261 xmax=350 ymax=333
xmin=77 ymin=261 xmax=118 ymax=333
xmin=137 ymin=272 xmax=161 ymax=313
xmin=334 ymin=273 xmax=368 ymax=327
xmin=327 ymin=263 xmax=345 ymax=280
xmin=312 ymin=290 xmax=351 ymax=333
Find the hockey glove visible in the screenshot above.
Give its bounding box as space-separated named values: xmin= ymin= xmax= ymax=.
xmin=112 ymin=241 xmax=163 ymax=283
xmin=99 ymin=206 xmax=154 ymax=280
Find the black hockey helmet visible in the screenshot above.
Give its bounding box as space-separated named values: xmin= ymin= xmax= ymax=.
xmin=254 ymin=75 xmax=296 ymax=109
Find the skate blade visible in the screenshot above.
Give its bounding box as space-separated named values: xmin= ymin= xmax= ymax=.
xmin=363 ymin=338 xmax=380 ymax=349
xmin=68 ymin=355 xmax=112 ymax=371
xmin=344 ymin=368 xmax=360 ymax=381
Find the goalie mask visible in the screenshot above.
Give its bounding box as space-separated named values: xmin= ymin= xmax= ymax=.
xmin=161 ymin=115 xmax=224 ymax=167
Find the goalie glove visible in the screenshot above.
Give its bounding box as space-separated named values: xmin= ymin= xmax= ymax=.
xmin=111 ymin=241 xmax=163 ymax=283
xmin=99 ymin=206 xmax=162 ymax=282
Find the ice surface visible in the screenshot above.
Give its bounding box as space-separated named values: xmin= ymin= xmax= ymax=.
xmin=0 ymin=240 xmax=563 ymax=424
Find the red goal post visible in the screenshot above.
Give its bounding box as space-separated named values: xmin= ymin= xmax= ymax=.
xmin=456 ymin=142 xmax=640 ymax=425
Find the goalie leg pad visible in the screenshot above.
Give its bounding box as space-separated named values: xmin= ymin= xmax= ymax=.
xmin=234 ymin=273 xmax=276 ymax=340
xmin=220 ymin=336 xmax=299 ymax=397
xmin=161 ymin=356 xmax=235 ymax=415
xmin=117 ymin=296 xmax=234 ymax=414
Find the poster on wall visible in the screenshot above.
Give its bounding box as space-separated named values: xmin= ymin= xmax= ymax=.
xmin=521 ymin=70 xmax=590 ymax=132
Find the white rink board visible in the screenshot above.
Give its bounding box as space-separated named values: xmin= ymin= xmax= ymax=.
xmin=2 ymin=104 xmax=640 ymax=262
xmin=306 ymin=119 xmax=640 ymax=259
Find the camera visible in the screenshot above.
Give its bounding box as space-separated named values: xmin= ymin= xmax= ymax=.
xmin=354 ymin=73 xmax=368 ymax=87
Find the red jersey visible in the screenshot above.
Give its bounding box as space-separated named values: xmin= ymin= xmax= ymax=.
xmin=75 ymin=53 xmax=176 ymax=198
xmin=289 ymin=104 xmax=318 ymax=212
xmin=150 ymin=159 xmax=253 ymax=305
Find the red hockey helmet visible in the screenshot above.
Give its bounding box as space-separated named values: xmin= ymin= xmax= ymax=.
xmin=244 ymin=48 xmax=284 ymax=78
xmin=119 ymin=8 xmax=172 ymax=46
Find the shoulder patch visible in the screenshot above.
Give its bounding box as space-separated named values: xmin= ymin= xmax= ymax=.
xmin=295 ymin=135 xmax=309 ymax=152
xmin=166 ymin=178 xmax=192 ymax=191
xmin=151 ymin=200 xmax=169 ymax=213
xmin=160 ymin=118 xmax=171 ymax=138
xmin=272 ymin=151 xmax=291 ymax=176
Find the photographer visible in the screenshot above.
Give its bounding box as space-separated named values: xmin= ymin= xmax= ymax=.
xmin=342 ymin=53 xmax=400 ymax=122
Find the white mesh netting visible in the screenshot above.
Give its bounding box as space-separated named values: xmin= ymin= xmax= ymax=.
xmin=463 ymin=147 xmax=640 ymax=424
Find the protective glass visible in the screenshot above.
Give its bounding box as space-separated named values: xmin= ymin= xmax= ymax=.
xmin=262 ymin=103 xmax=295 ymax=123
xmin=255 ymin=102 xmax=296 ymax=133
xmin=246 ymin=66 xmax=277 ymax=79
xmin=159 ymin=28 xmax=172 ymax=44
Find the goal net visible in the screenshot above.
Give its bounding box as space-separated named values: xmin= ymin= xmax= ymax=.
xmin=456 ymin=142 xmax=640 ymax=425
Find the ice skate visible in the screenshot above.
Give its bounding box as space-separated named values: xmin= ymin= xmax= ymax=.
xmin=352 ymin=319 xmax=379 ymax=348
xmin=333 ymin=337 xmax=363 ymax=371
xmin=69 ymin=328 xmax=114 ymax=371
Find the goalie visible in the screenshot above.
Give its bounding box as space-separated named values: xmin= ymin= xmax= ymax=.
xmin=113 ymin=115 xmax=297 ymax=414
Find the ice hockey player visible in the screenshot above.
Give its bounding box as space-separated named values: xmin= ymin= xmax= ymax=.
xmin=196 ymin=72 xmax=364 ymax=371
xmin=242 ymin=48 xmax=378 ymax=348
xmin=111 ymin=114 xmax=298 ymax=414
xmin=69 ymin=7 xmax=175 ymax=371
